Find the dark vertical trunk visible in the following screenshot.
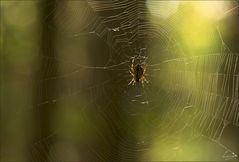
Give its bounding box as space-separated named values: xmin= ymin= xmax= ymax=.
xmin=31 ymin=0 xmax=57 ymax=161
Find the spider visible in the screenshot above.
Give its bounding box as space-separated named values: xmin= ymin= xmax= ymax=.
xmin=128 ymin=56 xmax=149 ymax=86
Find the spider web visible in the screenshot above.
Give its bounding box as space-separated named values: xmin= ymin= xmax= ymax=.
xmin=31 ymin=0 xmax=239 ymax=161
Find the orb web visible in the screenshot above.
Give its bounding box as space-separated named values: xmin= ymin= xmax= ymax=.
xmin=30 ymin=0 xmax=239 ymax=161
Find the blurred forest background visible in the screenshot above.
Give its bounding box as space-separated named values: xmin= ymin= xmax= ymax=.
xmin=1 ymin=0 xmax=239 ymax=161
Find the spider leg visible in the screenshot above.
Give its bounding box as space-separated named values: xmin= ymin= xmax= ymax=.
xmin=128 ymin=78 xmax=135 ymax=86
xmin=141 ymin=79 xmax=145 ymax=88
xmin=144 ymin=77 xmax=149 ymax=83
xmin=128 ymin=57 xmax=136 ymax=86
xmin=131 ymin=58 xmax=135 ymax=64
xmin=140 ymin=76 xmax=149 ymax=84
xmin=143 ymin=68 xmax=146 ymax=75
xmin=131 ymin=63 xmax=134 ymax=70
xmin=129 ymin=70 xmax=134 ymax=77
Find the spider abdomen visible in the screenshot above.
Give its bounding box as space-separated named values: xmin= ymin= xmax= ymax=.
xmin=135 ymin=64 xmax=144 ymax=82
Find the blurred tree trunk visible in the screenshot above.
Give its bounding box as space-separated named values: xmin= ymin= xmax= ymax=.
xmin=31 ymin=0 xmax=57 ymax=161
